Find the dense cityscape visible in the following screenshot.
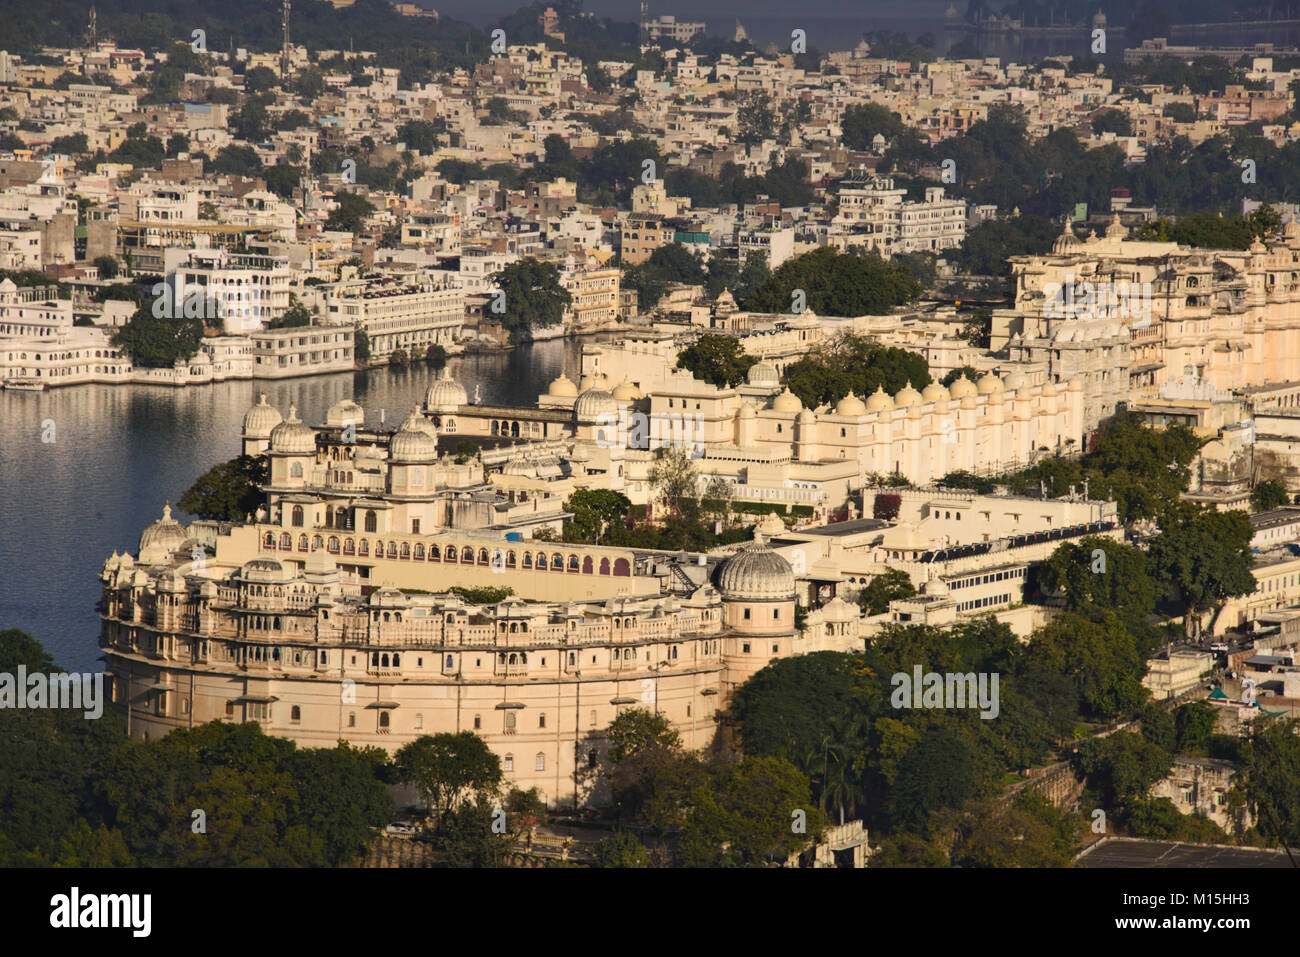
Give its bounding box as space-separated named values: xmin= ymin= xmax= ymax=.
xmin=1 ymin=0 xmax=1299 ymax=897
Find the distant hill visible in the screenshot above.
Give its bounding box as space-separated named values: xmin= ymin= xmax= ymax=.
xmin=0 ymin=0 xmax=484 ymax=55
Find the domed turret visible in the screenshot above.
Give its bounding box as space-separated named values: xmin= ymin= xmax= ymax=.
xmin=1105 ymin=212 xmax=1127 ymax=239
xmin=948 ymin=374 xmax=979 ymax=399
xmin=548 ymin=373 xmax=579 ymax=397
xmin=424 ymin=367 xmax=468 ymax=412
xmin=747 ymin=360 xmax=779 ymax=387
xmin=717 ymin=533 xmax=795 ymax=601
xmin=772 ymin=388 xmax=803 ymax=413
xmin=573 ymin=387 xmax=617 ymax=423
xmin=611 ymin=378 xmax=643 ymax=401
xmin=139 ymin=502 xmax=188 ymax=564
xmin=921 ymin=381 xmax=950 ymax=403
xmin=1002 ymin=370 xmax=1028 ymax=391
xmin=835 ymin=391 xmax=868 ymax=416
xmin=894 ymin=380 xmax=923 ymax=408
xmin=390 ymin=409 xmax=439 ymax=462
xmin=242 ymin=392 xmax=283 ymax=438
xmin=977 ymin=372 xmax=1005 ymax=394
xmin=326 ymin=397 xmax=364 ymax=428
xmin=865 ymin=385 xmax=895 ymax=412
xmin=269 ymin=403 xmax=316 ymax=454
xmin=1052 ymin=220 xmax=1082 ymax=255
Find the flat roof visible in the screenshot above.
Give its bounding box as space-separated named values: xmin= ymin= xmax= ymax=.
xmin=799 ymin=518 xmax=888 ymax=537
xmin=1077 ymin=838 xmax=1294 ymax=868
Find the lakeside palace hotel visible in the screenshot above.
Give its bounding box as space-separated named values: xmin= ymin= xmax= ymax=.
xmin=99 ymin=351 xmax=1120 ymax=806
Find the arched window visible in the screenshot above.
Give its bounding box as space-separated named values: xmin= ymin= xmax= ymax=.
xmin=506 ymin=550 xmax=516 ymax=567
xmin=478 ymin=548 xmax=489 ymax=565
xmin=343 ymin=538 xmax=355 ymax=555
xmin=290 ymin=462 xmax=303 ymax=478
xmin=264 ymin=532 xmax=276 ymax=548
xmin=535 ymin=752 xmax=545 ymax=771
xmin=445 ymin=654 xmax=453 ymax=668
xmin=430 ymin=545 xmax=441 ymax=561
xmin=364 ymin=510 xmax=377 ymax=533
xmin=462 ymin=547 xmax=474 ymax=563
xmin=379 ymin=711 xmax=390 ymax=728
xmin=291 ymin=505 xmax=304 ymax=527
xmin=298 ymin=534 xmax=309 ymax=551
xmin=359 ymin=540 xmax=369 ymax=556
xmin=280 ymin=532 xmax=292 ymax=549
xmin=446 ymin=547 xmax=457 ymax=563
xmin=328 ymin=536 xmax=340 ymax=554
xmin=613 ymin=558 xmax=630 ymax=576
xmin=599 ymin=557 xmax=610 ymax=575
xmin=400 ymin=542 xmax=411 ymax=559
xmin=551 ymin=553 xmax=563 ymax=571
xmin=414 ymin=544 xmax=424 ymax=560
xmin=290 ymin=706 xmax=301 ymax=722
xmin=511 ymin=422 xmax=520 ymax=437
xmin=582 ymin=556 xmax=593 ymax=574
xmin=312 ymin=535 xmax=323 ymax=550
xmin=568 ymin=554 xmax=579 ymax=571
xmin=522 ymin=552 xmax=532 ymax=568
xmin=386 ymin=542 xmax=398 ymax=559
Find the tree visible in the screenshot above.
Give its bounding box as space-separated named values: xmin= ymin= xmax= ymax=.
xmin=1023 ymin=610 xmax=1149 ymax=721
xmin=648 ymin=447 xmax=698 ymax=519
xmin=1091 ymin=108 xmax=1133 ymax=137
xmin=1073 ymin=731 xmax=1172 ymax=812
xmin=389 ymin=347 xmax=409 ymax=367
xmin=448 ymin=585 xmax=513 ymax=604
xmin=1251 ymin=479 xmax=1288 ymax=512
xmin=677 ymin=756 xmax=825 ymax=867
xmin=783 ymin=333 xmax=930 ymax=409
xmin=675 ymin=334 xmax=757 ymax=388
xmin=735 ymin=92 xmax=776 ymax=146
xmin=1038 ymin=537 xmax=1156 ymax=619
xmin=594 ymin=830 xmax=651 ymax=867
xmin=425 ymin=344 xmax=447 ymax=369
xmin=1174 ymin=700 xmax=1217 ymax=754
xmin=93 ymin=255 xmax=118 ymax=279
xmin=700 ymin=476 xmax=733 ymax=527
xmin=1148 ymin=505 xmax=1256 ymax=638
xmin=393 ymin=732 xmax=503 ymax=822
xmin=487 ymin=258 xmax=572 ymax=345
xmin=111 ymin=303 xmax=204 ymax=368
xmin=327 ymin=192 xmax=376 ymax=233
xmin=454 ymin=440 xmax=480 ymax=464
xmin=606 ymin=708 xmax=682 ymax=764
xmin=263 ymin=164 xmax=302 ymax=199
xmin=354 ymin=327 xmax=370 ymax=362
xmin=743 ymin=246 xmax=921 ymax=317
xmin=857 ymin=568 xmax=917 ymax=615
xmin=564 ymin=489 xmax=631 ymax=543
xmin=178 ymin=455 xmax=269 ymax=522
xmin=267 ymin=293 xmax=311 ymax=329
xmin=841 ymin=102 xmax=905 ymax=151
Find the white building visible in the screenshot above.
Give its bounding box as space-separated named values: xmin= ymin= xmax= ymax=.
xmin=324 ymin=276 xmax=463 ymax=362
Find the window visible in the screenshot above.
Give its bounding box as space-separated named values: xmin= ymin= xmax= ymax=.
xmin=364 ymin=510 xmax=377 ymax=533
xmin=348 ymin=713 xmax=356 ymax=727
xmin=743 ymin=608 xmax=751 ymax=620
xmin=415 ymin=714 xmax=423 ymax=729
xmin=504 ymin=754 xmax=514 ymax=772
xmin=291 ymin=505 xmax=304 ymax=527
xmin=773 ymin=608 xmax=780 ymax=619
xmin=535 ymin=752 xmax=546 ymax=771
xmin=473 ymin=714 xmax=481 ymax=729
xmin=539 ymin=714 xmax=546 ymax=728
xmin=379 ymin=711 xmax=390 ymax=728
xmin=290 ymin=705 xmax=301 ymax=723
xmin=742 ymin=642 xmax=751 ymax=653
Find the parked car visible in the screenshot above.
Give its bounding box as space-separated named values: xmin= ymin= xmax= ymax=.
xmin=386 ymin=822 xmax=416 ymax=836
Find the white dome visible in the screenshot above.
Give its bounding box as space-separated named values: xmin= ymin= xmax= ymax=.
xmin=1002 ymin=371 xmax=1027 ymax=390
xmin=611 ymin=378 xmax=642 ymax=401
xmin=747 ymin=360 xmax=779 ymax=387
xmin=921 ymin=381 xmax=950 ymax=402
xmin=894 ymin=380 xmax=923 ymax=408
xmin=242 ymin=392 xmax=282 ymax=437
xmin=948 ymin=374 xmax=978 ymax=398
xmin=424 ymin=367 xmax=468 ymax=411
xmin=977 ymin=372 xmax=1005 ymax=395
xmin=390 ymin=412 xmax=438 ymax=462
xmin=772 ymin=388 xmax=803 ymax=412
xmin=269 ymin=403 xmax=316 ymax=454
xmin=139 ymin=502 xmax=188 ymax=563
xmin=574 ymin=387 xmax=617 ymax=423
xmin=835 ymin=391 xmax=868 ymax=415
xmin=326 ymin=398 xmax=364 ymax=428
xmin=548 ymin=374 xmax=578 ymax=397
xmin=717 ymin=534 xmax=795 ymax=600
xmin=865 ymin=385 xmax=895 ymax=412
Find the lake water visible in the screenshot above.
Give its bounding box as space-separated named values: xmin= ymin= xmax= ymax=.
xmin=0 ymin=337 xmax=585 ymax=672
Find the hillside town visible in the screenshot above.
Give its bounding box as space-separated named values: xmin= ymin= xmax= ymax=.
xmin=3 ymin=0 xmax=1300 ymax=879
